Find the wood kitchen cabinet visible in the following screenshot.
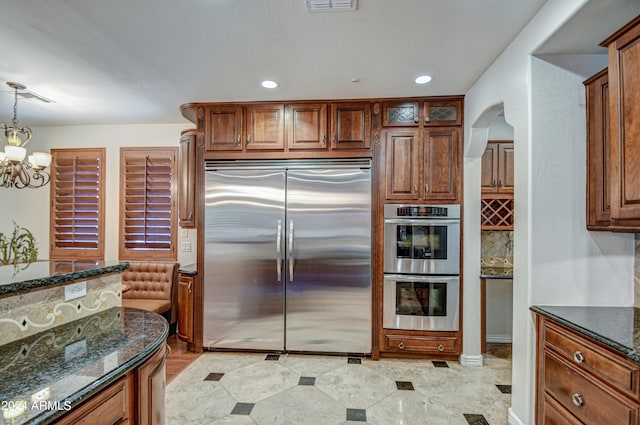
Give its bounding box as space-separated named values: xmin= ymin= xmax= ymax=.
xmin=177 ymin=273 xmax=195 ymax=344
xmin=382 ymin=331 xmax=460 ymax=357
xmin=330 ymin=102 xmax=371 ymax=149
xmin=137 ymin=344 xmax=168 ymax=425
xmin=535 ymin=314 xmax=640 ymax=425
xmin=205 ymin=105 xmax=243 ymax=151
xmin=287 ymin=103 xmax=328 ymax=150
xmin=382 ymin=101 xmax=420 ymax=127
xmin=423 ymin=99 xmax=463 ymax=127
xmin=584 ymin=69 xmax=611 ymax=231
xmin=383 ymin=127 xmax=461 ymax=203
xmin=245 ymin=104 xmax=285 ymax=150
xmin=481 ymin=141 xmax=514 ymax=194
xmin=179 ymin=129 xmax=196 ymax=228
xmin=602 ymin=15 xmax=640 ymax=230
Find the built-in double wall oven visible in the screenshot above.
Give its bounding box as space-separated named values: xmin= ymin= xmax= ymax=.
xmin=383 ymin=204 xmax=460 ymax=332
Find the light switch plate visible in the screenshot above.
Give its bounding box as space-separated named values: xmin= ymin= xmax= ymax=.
xmin=64 ymin=281 xmax=87 ymax=301
xmin=181 ymin=241 xmax=192 ymax=252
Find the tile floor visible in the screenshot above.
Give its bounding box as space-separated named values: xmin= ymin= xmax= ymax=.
xmin=166 ymin=347 xmax=512 ymax=425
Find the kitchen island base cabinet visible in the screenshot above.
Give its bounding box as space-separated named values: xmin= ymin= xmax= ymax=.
xmin=137 ymin=344 xmax=168 ymax=425
xmin=535 ymin=314 xmax=640 ymax=425
xmin=56 ymin=374 xmax=134 ymax=425
xmin=54 ymin=344 xmax=167 ymax=425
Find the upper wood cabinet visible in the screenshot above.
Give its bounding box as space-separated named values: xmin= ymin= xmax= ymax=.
xmin=384 ymin=130 xmax=420 ymax=200
xmin=584 ymin=69 xmax=611 ymax=231
xmin=423 ymin=99 xmax=463 ymax=126
xmin=602 ymin=15 xmax=640 ymax=230
xmin=246 ymin=104 xmax=285 ymax=150
xmin=481 ymin=141 xmax=514 ymax=194
xmin=422 ymin=128 xmax=461 ymax=201
xmin=205 ymin=105 xmax=243 ymax=151
xmin=383 ymin=127 xmax=461 ymax=203
xmin=330 ymin=102 xmax=371 ymax=149
xmin=382 ymin=98 xmax=462 ymax=128
xmin=179 ymin=130 xmax=196 ymax=228
xmin=382 ymin=101 xmax=420 ymax=127
xmin=287 ymin=103 xmax=328 ymax=150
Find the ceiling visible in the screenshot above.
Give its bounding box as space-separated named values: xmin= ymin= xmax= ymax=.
xmin=2 ymin=0 xmax=636 ymax=127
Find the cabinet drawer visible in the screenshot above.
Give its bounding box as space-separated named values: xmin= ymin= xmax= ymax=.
xmin=384 ymin=334 xmax=458 ymax=354
xmin=544 ymin=320 xmax=639 ymax=396
xmin=541 ymin=393 xmax=582 ymax=425
xmin=544 ymin=350 xmax=640 ymax=425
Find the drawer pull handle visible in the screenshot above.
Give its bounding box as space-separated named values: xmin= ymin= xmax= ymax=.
xmin=398 ymin=342 xmax=405 ymax=350
xmin=573 ymin=351 xmax=584 ymax=364
xmin=571 ymin=393 xmax=584 ymax=407
xmin=437 ymin=344 xmax=445 ymax=352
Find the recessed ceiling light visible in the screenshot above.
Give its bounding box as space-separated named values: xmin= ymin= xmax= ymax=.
xmin=261 ymin=80 xmax=279 ymax=89
xmin=415 ymin=75 xmax=432 ymax=85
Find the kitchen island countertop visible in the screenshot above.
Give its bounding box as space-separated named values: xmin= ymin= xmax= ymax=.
xmin=0 ymin=260 xmax=129 ymax=296
xmin=0 ymin=307 xmax=167 ymax=425
xmin=531 ymin=305 xmax=640 ymax=364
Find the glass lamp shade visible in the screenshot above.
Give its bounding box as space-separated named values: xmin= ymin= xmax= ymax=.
xmin=33 ymin=152 xmax=52 ymax=168
xmin=0 ymin=151 xmax=6 ymax=162
xmin=5 ymin=145 xmax=26 ymax=161
xmin=4 ymin=126 xmax=32 ymax=147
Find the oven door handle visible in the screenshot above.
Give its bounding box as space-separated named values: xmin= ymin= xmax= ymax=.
xmin=384 ymin=274 xmax=460 ymax=283
xmin=384 ymin=218 xmax=460 ymax=225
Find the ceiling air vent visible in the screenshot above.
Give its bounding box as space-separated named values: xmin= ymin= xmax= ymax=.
xmin=306 ymin=0 xmax=357 ymax=12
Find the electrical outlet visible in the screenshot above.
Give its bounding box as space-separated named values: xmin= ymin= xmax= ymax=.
xmin=64 ymin=281 xmax=87 ymax=301
xmin=181 ymin=241 xmax=192 ymax=252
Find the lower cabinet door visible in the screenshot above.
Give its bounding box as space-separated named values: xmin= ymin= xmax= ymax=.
xmin=177 ymin=275 xmax=194 ymax=343
xmin=137 ymin=345 xmax=168 ymax=425
xmin=384 ymin=333 xmax=459 ymax=355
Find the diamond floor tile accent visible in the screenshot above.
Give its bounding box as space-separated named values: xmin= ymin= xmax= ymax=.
xmin=395 ymin=381 xmax=415 ymax=390
xmin=347 ymin=357 xmax=362 ymax=364
xmin=231 ymin=402 xmax=255 ymax=415
xmin=346 ymin=408 xmax=367 ymax=422
xmin=298 ymin=376 xmax=316 ymax=386
xmin=496 ymin=384 xmax=512 ymax=394
xmin=463 ymin=413 xmax=490 ymax=425
xmin=265 ymin=354 xmax=280 ymax=361
xmin=432 ymin=360 xmax=449 ymax=368
xmin=204 ymin=372 xmax=224 ymax=381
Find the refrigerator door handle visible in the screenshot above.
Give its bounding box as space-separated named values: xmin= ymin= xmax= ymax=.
xmin=289 ymin=218 xmax=295 ymax=281
xmin=276 ymin=219 xmax=282 ymax=282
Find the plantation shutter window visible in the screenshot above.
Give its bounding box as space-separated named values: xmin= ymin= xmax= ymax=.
xmin=49 ymin=148 xmax=105 ymax=260
xmin=119 ymin=147 xmax=178 ymax=261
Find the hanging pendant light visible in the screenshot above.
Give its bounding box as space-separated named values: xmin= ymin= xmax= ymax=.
xmin=0 ymin=82 xmax=51 ymax=189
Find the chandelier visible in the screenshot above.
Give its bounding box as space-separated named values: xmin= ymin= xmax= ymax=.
xmin=0 ymin=82 xmax=51 ymax=189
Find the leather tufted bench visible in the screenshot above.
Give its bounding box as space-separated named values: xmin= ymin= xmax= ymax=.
xmin=121 ymin=262 xmax=179 ymax=329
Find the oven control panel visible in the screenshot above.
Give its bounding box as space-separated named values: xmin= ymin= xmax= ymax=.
xmin=384 ymin=204 xmax=461 ymax=220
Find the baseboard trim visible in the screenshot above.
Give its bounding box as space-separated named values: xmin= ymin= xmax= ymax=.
xmin=487 ymin=335 xmax=513 ymax=343
xmin=508 ymin=408 xmax=525 ymax=425
xmin=459 ymin=354 xmax=483 ymax=367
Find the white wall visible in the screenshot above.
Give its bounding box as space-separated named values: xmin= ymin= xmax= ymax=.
xmin=461 ymin=0 xmax=638 ymax=423
xmin=488 ymin=115 xmax=514 ymax=140
xmin=0 ymin=123 xmax=196 ymax=265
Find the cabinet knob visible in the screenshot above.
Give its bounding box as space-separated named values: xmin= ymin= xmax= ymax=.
xmin=437 ymin=344 xmax=445 ymax=352
xmin=398 ymin=342 xmax=405 ymax=350
xmin=413 ymin=117 xmax=419 ymax=124
xmin=424 ymin=116 xmax=431 ymax=123
xmin=571 ymin=393 xmax=584 ymax=407
xmin=573 ymin=351 xmax=584 ymax=364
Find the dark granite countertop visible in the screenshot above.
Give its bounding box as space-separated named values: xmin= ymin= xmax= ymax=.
xmin=0 ymin=260 xmax=130 ymax=296
xmin=0 ymin=307 xmax=168 ymax=425
xmin=178 ymin=263 xmax=198 ymax=275
xmin=531 ymin=305 xmax=640 ymax=364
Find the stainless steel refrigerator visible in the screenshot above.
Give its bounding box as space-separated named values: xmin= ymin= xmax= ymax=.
xmin=203 ymin=159 xmax=371 ymax=354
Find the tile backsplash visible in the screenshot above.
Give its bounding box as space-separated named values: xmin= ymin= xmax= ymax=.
xmin=481 ymin=231 xmax=514 ymax=271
